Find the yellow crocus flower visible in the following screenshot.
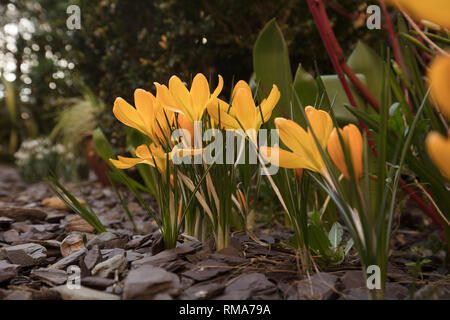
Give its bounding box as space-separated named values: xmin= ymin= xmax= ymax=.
xmin=327 ymin=124 xmax=363 ymax=181
xmin=110 ymin=143 xmax=204 ymax=175
xmin=165 ymin=73 xmax=224 ymax=123
xmin=260 ymin=106 xmax=333 ymax=175
xmin=207 ymin=80 xmax=280 ymax=143
xmin=113 ymin=89 xmax=173 ymax=144
xmin=110 ymin=143 xmax=168 ymax=174
xmin=385 ymin=0 xmax=450 ymax=29
xmin=426 ymin=132 xmax=450 ymax=180
xmin=428 ymin=54 xmax=450 ymax=121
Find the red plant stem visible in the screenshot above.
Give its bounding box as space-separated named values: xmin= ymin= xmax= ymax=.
xmin=316 ymin=0 xmax=381 ymax=113
xmin=307 ymin=1 xmax=357 ymax=107
xmin=400 ymin=182 xmax=443 ymax=228
xmin=323 ymin=0 xmax=358 ymax=20
xmin=379 ymin=0 xmax=414 ymax=114
xmin=341 ymin=63 xmax=380 ymax=112
xmin=379 ymin=1 xmax=402 ymax=72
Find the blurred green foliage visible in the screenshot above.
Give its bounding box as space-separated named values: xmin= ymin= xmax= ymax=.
xmin=0 ymin=0 xmax=382 ymax=157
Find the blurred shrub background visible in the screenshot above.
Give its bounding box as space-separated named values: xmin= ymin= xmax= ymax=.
xmin=0 ymin=0 xmax=384 ymax=164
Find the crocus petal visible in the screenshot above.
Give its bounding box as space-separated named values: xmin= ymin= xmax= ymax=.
xmin=260 ymin=146 xmax=317 ymax=171
xmin=211 ymin=75 xmax=224 ymax=99
xmin=135 ymin=144 xmax=152 ymax=159
xmin=134 ymin=89 xmax=155 ymax=131
xmin=149 ymin=143 xmax=166 ymax=158
xmin=233 ymin=87 xmax=257 ymax=132
xmin=305 ymin=106 xmax=333 ymax=149
xmin=426 ymin=132 xmax=450 ymax=181
xmin=327 ymin=128 xmax=348 ymax=179
xmin=153 ymin=102 xmax=175 ymax=143
xmin=154 ymin=82 xmax=181 ymax=112
xmin=176 ymin=113 xmax=195 ymax=147
xmin=110 ymin=156 xmax=147 ymax=169
xmin=113 ymin=98 xmax=147 ymax=134
xmin=232 ymin=80 xmax=251 ymax=98
xmin=169 ymin=75 xmax=194 ymax=121
xmin=206 ymin=98 xmax=240 ymax=129
xmin=190 ymin=73 xmax=210 ymax=120
xmin=344 ymin=124 xmax=363 ymax=180
xmin=327 ymin=124 xmax=363 ymax=180
xmin=428 ymin=54 xmax=450 ymax=121
xmin=275 ymin=117 xmax=326 ymax=173
xmin=260 ymin=85 xmax=280 ymax=123
xmin=387 ymin=0 xmax=450 ymax=29
xmin=147 ymin=144 xmax=169 ymax=173
xmin=274 ymin=118 xmax=315 ymax=158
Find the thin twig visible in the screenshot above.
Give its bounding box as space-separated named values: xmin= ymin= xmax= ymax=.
xmin=379 ymin=0 xmax=413 ymax=113
xmin=402 ymin=11 xmax=449 ymax=57
xmin=413 ymin=178 xmax=450 ymax=226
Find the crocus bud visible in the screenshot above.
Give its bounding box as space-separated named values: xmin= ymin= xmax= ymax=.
xmin=327 ymin=124 xmax=363 ymax=181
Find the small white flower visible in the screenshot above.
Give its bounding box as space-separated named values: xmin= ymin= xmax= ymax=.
xmin=54 ymin=144 xmax=65 ymax=154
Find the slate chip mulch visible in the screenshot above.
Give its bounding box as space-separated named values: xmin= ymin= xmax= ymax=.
xmin=0 ymin=164 xmax=449 ymax=300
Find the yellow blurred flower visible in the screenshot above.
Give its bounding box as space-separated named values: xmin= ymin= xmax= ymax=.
xmin=428 ymin=54 xmax=450 ymax=121
xmin=426 ymin=132 xmax=450 ymax=180
xmin=113 ymin=89 xmax=173 ymax=144
xmin=327 ymin=124 xmax=363 ymax=181
xmin=162 ymin=73 xmax=223 ymax=123
xmin=385 ymin=0 xmax=450 ymax=29
xmin=260 ymin=106 xmax=333 ymax=175
xmin=207 ymin=80 xmax=280 ymax=143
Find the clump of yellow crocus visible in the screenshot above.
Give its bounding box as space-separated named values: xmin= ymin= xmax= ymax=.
xmin=428 ymin=54 xmax=450 ymax=121
xmin=426 ymin=132 xmax=450 ymax=181
xmin=260 ymin=106 xmax=333 ymax=176
xmin=207 ymin=80 xmax=280 ymax=144
xmin=327 ymin=124 xmax=363 ymax=181
xmin=385 ymin=0 xmax=450 ymax=29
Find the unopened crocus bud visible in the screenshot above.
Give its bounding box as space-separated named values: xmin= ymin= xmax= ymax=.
xmin=327 ymin=124 xmax=363 ymax=181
